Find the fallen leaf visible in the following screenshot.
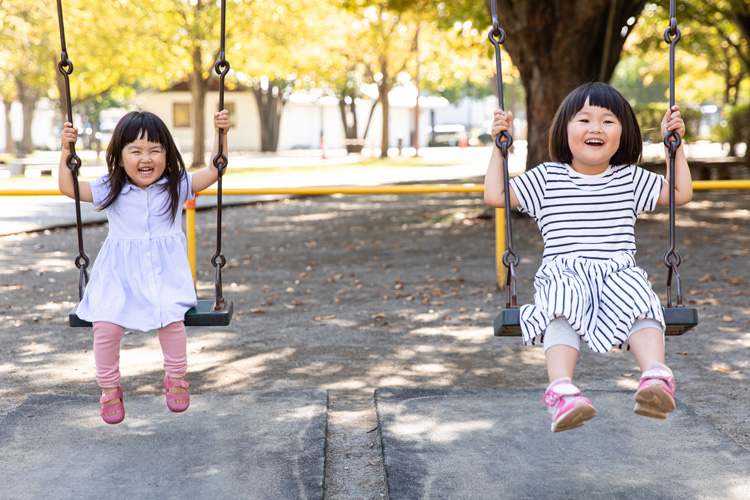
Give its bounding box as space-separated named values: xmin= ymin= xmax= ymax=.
xmin=313 ymin=315 xmax=336 ymax=321
xmin=722 ymin=277 xmax=743 ymax=286
xmin=675 ymin=351 xmax=691 ymax=355
xmin=251 ymin=309 xmax=267 ymax=314
xmin=698 ymin=273 xmax=712 ymax=283
xmin=722 ymin=315 xmax=733 ymax=322
xmin=710 ymin=365 xmax=742 ymax=374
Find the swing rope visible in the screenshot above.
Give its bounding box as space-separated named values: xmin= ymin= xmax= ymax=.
xmin=488 ymin=0 xmax=518 ymax=310
xmin=56 ymin=0 xmax=89 ymax=301
xmin=210 ymin=0 xmax=230 ymax=313
xmin=663 ymin=0 xmax=683 ymax=308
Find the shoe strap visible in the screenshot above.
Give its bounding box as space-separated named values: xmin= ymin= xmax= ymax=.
xmin=640 ymin=369 xmax=675 ymax=391
xmin=543 ymin=383 xmax=581 ymax=407
xmin=165 ymin=377 xmax=189 ymax=390
xmin=100 ymin=391 xmax=122 ymax=404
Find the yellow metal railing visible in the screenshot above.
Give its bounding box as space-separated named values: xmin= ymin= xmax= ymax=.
xmin=3 ymin=179 xmax=750 ymax=288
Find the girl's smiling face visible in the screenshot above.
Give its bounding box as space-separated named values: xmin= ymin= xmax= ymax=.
xmin=566 ymin=98 xmax=622 ymax=175
xmin=121 ymin=134 xmax=166 ymax=189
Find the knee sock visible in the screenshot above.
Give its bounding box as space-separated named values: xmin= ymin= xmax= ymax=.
xmin=158 ymin=321 xmax=187 ymax=379
xmin=93 ymin=321 xmax=125 ymax=388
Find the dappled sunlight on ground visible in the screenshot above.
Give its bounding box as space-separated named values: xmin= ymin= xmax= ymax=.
xmin=1 ymin=187 xmax=749 ymax=449
xmin=389 ymin=412 xmax=495 ymax=444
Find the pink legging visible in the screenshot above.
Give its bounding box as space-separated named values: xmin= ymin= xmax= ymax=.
xmin=93 ymin=321 xmax=187 ymax=388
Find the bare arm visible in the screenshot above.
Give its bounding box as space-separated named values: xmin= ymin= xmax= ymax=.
xmin=58 ymin=123 xmax=93 ymax=202
xmin=192 ymin=109 xmax=230 ymax=194
xmin=656 ymin=106 xmax=693 ymax=206
xmin=484 ymin=110 xmax=520 ymax=208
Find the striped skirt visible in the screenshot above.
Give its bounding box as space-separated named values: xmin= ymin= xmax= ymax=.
xmin=519 ymin=252 xmax=665 ymax=352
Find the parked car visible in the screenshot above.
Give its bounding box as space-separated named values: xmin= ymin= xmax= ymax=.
xmin=428 ymin=124 xmax=467 ymax=147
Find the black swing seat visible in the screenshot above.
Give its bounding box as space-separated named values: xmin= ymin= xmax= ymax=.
xmin=68 ymin=299 xmax=233 ymax=328
xmin=494 ymin=307 xmax=698 ymax=337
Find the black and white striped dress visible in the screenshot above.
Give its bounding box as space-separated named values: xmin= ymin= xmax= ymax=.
xmin=509 ymin=162 xmax=666 ymax=352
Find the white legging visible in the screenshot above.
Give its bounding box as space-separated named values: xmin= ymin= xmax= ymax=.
xmin=543 ymin=316 xmax=663 ymax=353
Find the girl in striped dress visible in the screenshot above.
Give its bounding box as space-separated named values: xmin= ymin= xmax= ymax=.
xmin=484 ymin=83 xmax=692 ymax=432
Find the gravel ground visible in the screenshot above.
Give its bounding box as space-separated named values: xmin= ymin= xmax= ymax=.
xmin=1 ymin=179 xmax=748 ymax=498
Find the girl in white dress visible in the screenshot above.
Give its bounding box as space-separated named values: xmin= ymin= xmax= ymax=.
xmin=484 ymin=82 xmax=692 ymax=432
xmin=59 ymin=110 xmax=230 ymax=424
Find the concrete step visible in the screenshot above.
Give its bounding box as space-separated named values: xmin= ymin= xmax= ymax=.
xmin=376 ymin=388 xmax=750 ymax=500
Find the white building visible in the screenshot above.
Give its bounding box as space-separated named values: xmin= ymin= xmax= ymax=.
xmin=135 ymin=82 xmax=451 ymax=153
xmin=2 ymin=82 xmax=504 ymax=155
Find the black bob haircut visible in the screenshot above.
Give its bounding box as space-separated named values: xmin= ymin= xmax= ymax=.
xmin=101 ymin=111 xmax=186 ymax=222
xmin=548 ymin=82 xmax=642 ymax=166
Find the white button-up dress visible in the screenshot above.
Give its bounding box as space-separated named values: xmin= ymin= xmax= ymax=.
xmin=76 ymin=172 xmax=197 ymax=331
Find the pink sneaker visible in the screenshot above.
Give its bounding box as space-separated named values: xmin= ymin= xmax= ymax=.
xmin=543 ymin=378 xmax=596 ymax=432
xmin=634 ymin=366 xmax=675 ymax=419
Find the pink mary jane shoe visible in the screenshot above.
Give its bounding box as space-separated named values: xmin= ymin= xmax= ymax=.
xmin=164 ymin=375 xmax=190 ymax=413
xmin=100 ymin=386 xmax=125 ymax=425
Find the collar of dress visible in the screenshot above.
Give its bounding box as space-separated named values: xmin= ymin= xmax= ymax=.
xmin=121 ymin=177 xmax=168 ymax=194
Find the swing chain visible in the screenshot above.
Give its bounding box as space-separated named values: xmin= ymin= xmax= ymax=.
xmin=662 ymin=0 xmax=683 ymax=309
xmin=665 ymin=261 xmax=683 ymax=308
xmin=210 ymin=0 xmax=229 ymax=313
xmin=57 ymin=0 xmax=89 ymax=300
xmin=489 ymin=0 xmax=518 ymax=308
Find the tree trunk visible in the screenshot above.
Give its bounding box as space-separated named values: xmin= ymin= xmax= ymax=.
xmin=2 ymin=100 xmax=15 ymax=153
xmin=15 ymin=78 xmax=39 ymax=155
xmin=379 ymin=59 xmax=392 ymax=158
xmin=189 ymin=46 xmax=208 ymax=168
xmin=338 ymin=97 xmax=363 ymax=154
xmin=487 ymin=0 xmax=646 ymax=170
xmin=253 ymin=85 xmax=285 ymax=153
xmin=413 ymin=24 xmax=421 ymax=157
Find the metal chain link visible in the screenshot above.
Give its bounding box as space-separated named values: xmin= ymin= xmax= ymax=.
xmin=488 ymin=0 xmax=518 ymax=308
xmin=56 ymin=0 xmax=89 ymax=300
xmin=662 ymin=0 xmax=683 ymax=308
xmin=210 ymin=0 xmax=230 ymax=312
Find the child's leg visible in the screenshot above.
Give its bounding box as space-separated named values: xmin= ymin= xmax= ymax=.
xmin=544 ymin=316 xmax=580 ymax=382
xmin=628 ymin=319 xmax=675 ymax=418
xmin=93 ymin=321 xmax=124 ymax=390
xmin=158 ymin=321 xmax=188 ymax=402
xmin=542 ymin=317 xmax=594 ymax=432
xmin=627 ymin=320 xmax=665 ymax=371
xmin=93 ymin=321 xmax=125 ymax=419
